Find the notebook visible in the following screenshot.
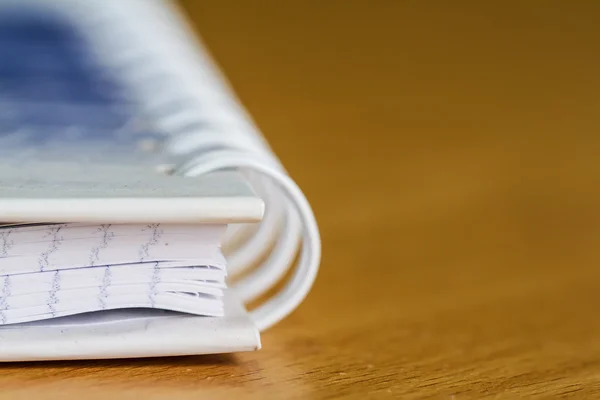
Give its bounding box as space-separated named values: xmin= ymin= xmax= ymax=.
xmin=0 ymin=0 xmax=321 ymax=361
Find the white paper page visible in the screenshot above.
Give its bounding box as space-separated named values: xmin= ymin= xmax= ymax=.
xmin=0 ymin=223 xmax=228 ymax=325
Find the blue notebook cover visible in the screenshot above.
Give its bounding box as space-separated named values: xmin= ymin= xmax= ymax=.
xmin=0 ymin=7 xmax=160 ymax=155
xmin=0 ymin=6 xmax=263 ymax=223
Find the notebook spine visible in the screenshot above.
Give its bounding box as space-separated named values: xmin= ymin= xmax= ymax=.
xmin=63 ymin=0 xmax=321 ymax=331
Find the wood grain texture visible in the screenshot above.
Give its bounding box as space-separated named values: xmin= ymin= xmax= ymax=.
xmin=3 ymin=1 xmax=600 ymax=398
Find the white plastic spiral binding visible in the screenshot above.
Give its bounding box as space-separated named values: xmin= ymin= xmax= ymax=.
xmin=43 ymin=0 xmax=322 ymax=331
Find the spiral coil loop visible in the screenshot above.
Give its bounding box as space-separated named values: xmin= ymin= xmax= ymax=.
xmin=47 ymin=0 xmax=323 ymax=331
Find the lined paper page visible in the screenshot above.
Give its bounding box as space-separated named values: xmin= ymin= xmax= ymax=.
xmin=0 ymin=223 xmax=227 ymax=325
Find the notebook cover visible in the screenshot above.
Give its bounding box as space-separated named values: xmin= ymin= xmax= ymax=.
xmin=0 ymin=165 xmax=265 ymax=224
xmin=0 ymin=4 xmax=263 ymax=224
xmin=0 ymin=290 xmax=261 ymax=361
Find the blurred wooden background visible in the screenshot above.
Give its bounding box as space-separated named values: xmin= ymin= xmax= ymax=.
xmin=4 ymin=1 xmax=600 ymax=398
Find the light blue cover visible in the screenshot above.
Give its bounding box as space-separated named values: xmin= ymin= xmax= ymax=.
xmin=0 ymin=7 xmax=260 ymax=206
xmin=0 ymin=6 xmax=165 ymax=164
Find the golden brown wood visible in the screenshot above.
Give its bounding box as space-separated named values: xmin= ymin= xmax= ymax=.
xmin=3 ymin=1 xmax=600 ymax=398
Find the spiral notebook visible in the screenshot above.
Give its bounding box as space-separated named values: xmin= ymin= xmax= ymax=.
xmin=0 ymin=0 xmax=321 ymax=361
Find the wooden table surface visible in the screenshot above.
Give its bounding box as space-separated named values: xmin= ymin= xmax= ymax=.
xmin=4 ymin=1 xmax=600 ymax=398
